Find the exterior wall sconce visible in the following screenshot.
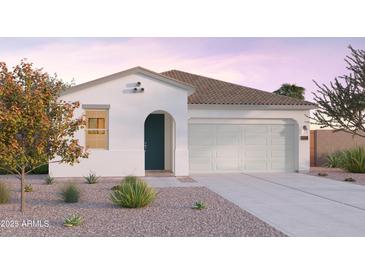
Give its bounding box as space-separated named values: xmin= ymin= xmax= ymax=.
xmin=300 ymin=125 xmax=309 ymax=140
xmin=302 ymin=125 xmax=308 ymax=134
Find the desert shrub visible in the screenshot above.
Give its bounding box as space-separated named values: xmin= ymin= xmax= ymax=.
xmin=110 ymin=176 xmax=156 ymax=208
xmin=325 ymin=151 xmax=345 ymax=168
xmin=63 ymin=214 xmax=84 ymax=227
xmin=123 ymin=176 xmax=139 ymax=184
xmin=0 ymin=183 xmax=10 ymax=204
xmin=84 ymin=172 xmax=99 ymax=184
xmin=60 ymin=184 xmax=80 ymax=203
xmin=341 ymin=147 xmax=365 ymax=173
xmin=192 ymin=201 xmax=206 ymax=210
xmin=24 ymin=184 xmax=33 ymax=192
xmin=45 ymin=175 xmax=55 ymax=185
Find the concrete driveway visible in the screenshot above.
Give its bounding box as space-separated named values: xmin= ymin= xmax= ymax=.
xmin=192 ymin=173 xmax=365 ymax=236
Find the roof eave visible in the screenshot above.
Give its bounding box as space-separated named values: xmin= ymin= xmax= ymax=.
xmin=61 ymin=66 xmax=195 ymax=96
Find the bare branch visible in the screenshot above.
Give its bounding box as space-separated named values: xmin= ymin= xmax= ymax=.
xmin=311 ymin=45 xmax=365 ymax=137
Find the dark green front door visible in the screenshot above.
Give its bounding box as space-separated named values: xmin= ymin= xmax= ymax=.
xmin=144 ymin=114 xmax=165 ymax=170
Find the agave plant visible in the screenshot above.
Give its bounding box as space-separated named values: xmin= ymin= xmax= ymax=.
xmin=341 ymin=147 xmax=365 ymax=173
xmin=110 ymin=176 xmax=156 ymax=208
xmin=192 ymin=201 xmax=206 ymax=210
xmin=63 ymin=214 xmax=84 ymax=227
xmin=84 ymin=171 xmax=100 ymax=184
xmin=325 ymin=151 xmax=344 ymax=168
xmin=24 ymin=184 xmax=33 ymax=192
xmin=45 ymin=175 xmax=55 ymax=185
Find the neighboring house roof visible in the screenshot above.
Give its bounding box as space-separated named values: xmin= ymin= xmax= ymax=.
xmin=161 ymin=69 xmax=316 ymax=107
xmin=62 ymin=66 xmax=195 ymax=96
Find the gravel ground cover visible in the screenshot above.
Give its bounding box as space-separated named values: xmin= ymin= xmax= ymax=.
xmin=0 ymin=178 xmax=284 ymax=237
xmin=309 ymin=167 xmax=365 ymax=186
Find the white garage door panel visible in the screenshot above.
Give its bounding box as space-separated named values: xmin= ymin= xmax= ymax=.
xmin=245 ymin=159 xmax=268 ymax=170
xmin=216 ymin=126 xmax=241 ymax=145
xmin=189 ymin=147 xmax=211 ymax=158
xmin=189 ymin=158 xmax=213 ymax=171
xmin=189 ymin=123 xmax=295 ymax=172
xmin=271 ymin=160 xmax=293 ymax=170
xmin=245 ymin=146 xmax=267 ymax=156
xmin=216 ymin=133 xmax=240 ymax=145
xmin=245 ymin=125 xmax=268 ymax=133
xmin=245 ymin=134 xmax=267 ymax=145
xmin=216 ymin=160 xmax=240 ymax=171
xmin=216 ymin=148 xmax=240 ymax=158
xmin=215 ymin=147 xmax=241 ymax=171
xmin=189 ymin=125 xmax=215 ymax=146
xmin=271 ymin=149 xmax=292 ymax=157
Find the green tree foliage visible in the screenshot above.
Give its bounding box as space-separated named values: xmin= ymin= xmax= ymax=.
xmin=274 ymin=83 xmax=305 ymax=100
xmin=0 ymin=60 xmax=88 ymax=212
xmin=312 ymin=46 xmax=365 ymax=137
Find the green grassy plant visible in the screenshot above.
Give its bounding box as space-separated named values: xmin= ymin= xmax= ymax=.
xmin=110 ymin=176 xmax=156 ymax=208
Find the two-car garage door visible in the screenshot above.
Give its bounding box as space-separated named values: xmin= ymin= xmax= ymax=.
xmin=189 ymin=122 xmax=295 ymax=173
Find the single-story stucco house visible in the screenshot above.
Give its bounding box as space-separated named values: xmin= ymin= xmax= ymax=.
xmin=49 ymin=67 xmax=316 ymax=177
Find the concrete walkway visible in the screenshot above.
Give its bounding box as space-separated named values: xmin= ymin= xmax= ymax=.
xmin=144 ymin=177 xmax=202 ymax=188
xmin=192 ymin=173 xmax=365 ymax=236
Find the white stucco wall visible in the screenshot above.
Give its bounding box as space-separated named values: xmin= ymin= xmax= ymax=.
xmin=49 ymin=72 xmax=190 ymax=177
xmin=188 ymin=105 xmax=311 ymax=172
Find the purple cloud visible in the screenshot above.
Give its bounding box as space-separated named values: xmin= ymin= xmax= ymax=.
xmin=1 ymin=37 xmax=365 ymax=101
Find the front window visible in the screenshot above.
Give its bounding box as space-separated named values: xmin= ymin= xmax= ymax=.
xmin=88 ymin=118 xmax=106 ymax=134
xmin=85 ymin=110 xmax=108 ymax=149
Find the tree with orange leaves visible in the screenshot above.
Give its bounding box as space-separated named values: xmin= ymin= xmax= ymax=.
xmin=0 ymin=60 xmax=88 ymax=212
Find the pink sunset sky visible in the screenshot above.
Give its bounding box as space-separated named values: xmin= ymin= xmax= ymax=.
xmin=1 ymin=37 xmax=365 ymax=102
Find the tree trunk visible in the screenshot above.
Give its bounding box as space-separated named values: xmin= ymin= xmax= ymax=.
xmin=20 ymin=167 xmax=26 ymax=213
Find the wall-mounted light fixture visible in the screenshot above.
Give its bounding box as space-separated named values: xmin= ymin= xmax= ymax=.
xmin=300 ymin=125 xmax=309 ymax=140
xmin=302 ymin=125 xmax=308 ymax=135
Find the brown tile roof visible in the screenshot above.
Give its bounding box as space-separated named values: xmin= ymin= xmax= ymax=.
xmin=161 ymin=69 xmax=316 ymax=107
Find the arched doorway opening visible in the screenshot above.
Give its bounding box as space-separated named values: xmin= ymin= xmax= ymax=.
xmin=144 ymin=111 xmax=175 ymax=175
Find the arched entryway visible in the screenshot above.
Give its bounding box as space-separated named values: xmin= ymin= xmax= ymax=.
xmin=144 ymin=111 xmax=175 ymax=174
